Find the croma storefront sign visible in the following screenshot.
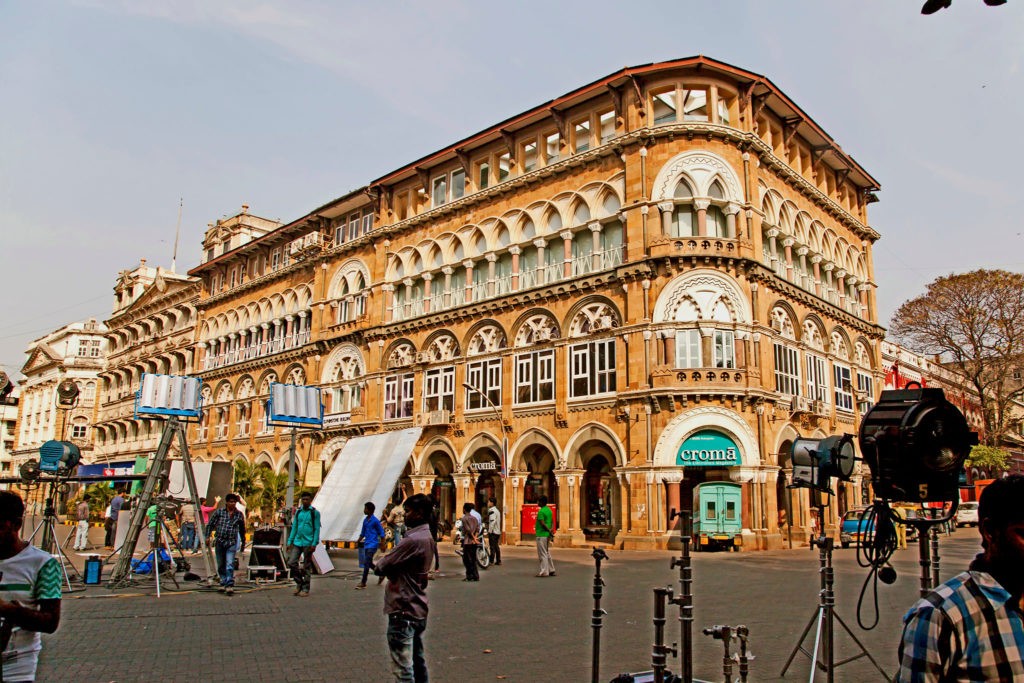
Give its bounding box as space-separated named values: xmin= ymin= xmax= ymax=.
xmin=677 ymin=430 xmax=741 ymax=467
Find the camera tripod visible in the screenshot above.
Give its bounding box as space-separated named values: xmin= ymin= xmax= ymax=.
xmin=780 ymin=508 xmax=888 ymax=682
xmin=126 ymin=508 xmax=190 ymax=597
xmin=26 ymin=479 xmax=83 ymax=592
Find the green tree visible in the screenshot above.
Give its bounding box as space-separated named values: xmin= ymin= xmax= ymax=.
xmin=231 ymin=460 xmax=261 ymax=504
xmin=890 ymin=269 xmax=1024 ymax=447
xmin=256 ymin=469 xmax=288 ymax=519
xmin=81 ymin=483 xmax=114 ymax=512
xmin=967 ymin=445 xmax=1009 ymax=475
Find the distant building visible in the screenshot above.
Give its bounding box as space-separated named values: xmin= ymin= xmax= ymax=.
xmin=0 ymin=388 xmax=19 ymax=486
xmin=12 ymin=319 xmax=107 ymax=470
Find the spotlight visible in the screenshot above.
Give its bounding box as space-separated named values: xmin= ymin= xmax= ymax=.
xmin=55 ymin=379 xmax=80 ymax=407
xmin=790 ymin=434 xmax=857 ymax=494
xmin=0 ymin=371 xmax=12 ymax=402
xmin=38 ymin=440 xmax=81 ymax=473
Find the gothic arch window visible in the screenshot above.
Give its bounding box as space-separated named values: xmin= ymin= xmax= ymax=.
xmin=387 ymin=342 xmax=416 ymax=369
xmin=514 ymin=314 xmax=560 ymax=347
xmin=771 ymin=307 xmax=801 ymax=397
xmin=426 ymin=334 xmax=460 ymax=363
xmin=567 ymin=303 xmax=618 ymax=398
xmin=465 ymin=325 xmax=505 ymax=410
xmin=803 ymin=321 xmax=828 ymax=404
xmin=568 ymin=302 xmax=620 ymax=337
xmin=286 ymin=366 xmax=306 ymax=385
xmin=466 ymin=325 xmax=506 ymax=356
xmin=327 ymin=350 xmax=364 ymax=414
xmin=670 ymin=178 xmax=697 ymax=238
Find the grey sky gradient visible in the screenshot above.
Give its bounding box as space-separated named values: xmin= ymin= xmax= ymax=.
xmin=2 ymin=1 xmax=1022 ymax=379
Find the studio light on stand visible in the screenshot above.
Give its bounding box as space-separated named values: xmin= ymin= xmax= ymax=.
xmin=266 ymin=382 xmax=324 ymax=539
xmin=24 ymin=439 xmax=85 ymax=592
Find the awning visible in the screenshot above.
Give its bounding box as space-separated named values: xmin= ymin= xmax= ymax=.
xmin=313 ymin=428 xmax=422 ymax=542
xmin=76 ymin=461 xmax=136 ymax=481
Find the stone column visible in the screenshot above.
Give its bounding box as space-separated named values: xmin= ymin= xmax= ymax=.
xmin=403 ymin=278 xmax=414 ymax=316
xmin=810 ymin=255 xmax=823 ymax=296
xmin=486 ymin=252 xmax=497 ymax=297
xmin=560 ymin=229 xmax=573 ymax=279
xmin=836 ymin=269 xmax=847 ymax=308
xmin=284 ymin=315 xmax=294 ymax=347
xmin=724 ymin=202 xmax=741 ymax=239
xmin=462 ymin=260 xmax=475 ymax=301
xmin=259 ymin=323 xmax=270 ymax=354
xmin=859 ymin=283 xmax=870 ymax=317
xmin=297 ymin=310 xmax=308 ymax=342
xmin=442 ymin=267 xmax=453 ymax=308
xmin=454 ymin=473 xmax=472 ymax=516
xmin=197 ymin=341 xmax=208 ymax=369
xmin=766 ymin=228 xmax=780 ymax=273
xmin=509 ymin=246 xmax=521 ymax=290
xmin=422 ymin=272 xmax=433 ymax=314
xmin=782 ymin=237 xmax=795 ymax=281
xmin=658 ymin=201 xmax=675 ymax=238
xmin=238 ymin=329 xmax=248 ymax=359
xmin=589 ymin=221 xmax=603 ymax=269
xmin=249 ymin=326 xmax=258 ymax=355
xmin=382 ymin=283 xmax=394 ymax=323
xmin=822 ymin=262 xmax=835 ymax=302
xmin=796 ymin=246 xmax=810 ymax=289
xmin=663 ymin=329 xmax=677 ymax=368
xmin=534 ymin=239 xmax=547 ymax=285
xmin=693 ymin=199 xmax=710 ymax=237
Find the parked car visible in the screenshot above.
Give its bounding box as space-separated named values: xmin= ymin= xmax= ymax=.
xmin=840 ymin=508 xmax=873 ymax=549
xmin=955 ymin=501 xmax=979 ymax=527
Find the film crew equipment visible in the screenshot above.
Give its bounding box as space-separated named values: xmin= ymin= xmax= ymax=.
xmin=0 ymin=370 xmax=12 ymax=401
xmin=108 ymin=373 xmax=217 ymax=594
xmin=702 ymin=625 xmax=736 ymax=683
xmin=37 ymin=440 xmax=81 ymax=473
xmin=55 ymin=379 xmax=80 ymax=407
xmin=668 ymin=508 xmax=694 ymax=683
xmin=266 ymin=382 xmax=324 ymax=540
xmin=651 ymin=586 xmax=679 ymax=683
xmin=735 ymin=626 xmax=750 ymax=683
xmin=790 ymin=434 xmax=856 ymax=494
xmin=25 ymin=476 xmax=84 ymax=592
xmin=591 ymin=548 xmax=609 ymax=683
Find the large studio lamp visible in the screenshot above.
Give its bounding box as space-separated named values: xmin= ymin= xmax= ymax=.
xmin=38 ymin=440 xmax=81 ymax=473
xmin=790 ymin=434 xmax=857 ymax=494
xmin=858 ymin=386 xmax=976 ymax=503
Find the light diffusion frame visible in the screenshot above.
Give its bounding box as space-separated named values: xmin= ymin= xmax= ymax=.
xmin=135 ymin=373 xmax=204 ymax=419
xmin=266 ymin=382 xmax=324 ymax=428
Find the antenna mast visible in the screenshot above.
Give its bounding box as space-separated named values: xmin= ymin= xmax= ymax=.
xmin=171 ymin=198 xmax=183 ymax=273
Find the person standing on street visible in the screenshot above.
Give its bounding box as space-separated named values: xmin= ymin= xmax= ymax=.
xmin=206 ymin=494 xmax=246 ymax=596
xmin=459 ymin=503 xmax=481 ymax=582
xmin=427 ymin=498 xmax=440 ymax=576
xmin=0 ymin=490 xmax=62 ymax=683
xmin=487 ymin=497 xmax=501 ymax=566
xmin=108 ymin=492 xmax=124 ymax=546
xmin=896 ymin=475 xmax=1024 ymax=681
xmin=535 ymin=495 xmax=556 ymax=577
xmin=388 ymin=501 xmax=407 ymax=546
xmin=286 ymin=491 xmax=320 ymax=597
xmin=374 ymin=494 xmax=435 ymax=683
xmin=356 ymin=502 xmax=386 ymax=589
xmin=103 ymin=503 xmax=114 ymax=549
xmin=73 ymin=499 xmax=90 ymax=551
xmin=178 ymin=500 xmax=197 ymax=552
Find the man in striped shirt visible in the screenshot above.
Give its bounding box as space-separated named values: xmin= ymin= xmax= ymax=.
xmin=896 ymin=475 xmax=1024 ymax=682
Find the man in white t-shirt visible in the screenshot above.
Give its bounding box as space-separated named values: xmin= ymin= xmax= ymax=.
xmin=0 ymin=491 xmax=62 ymax=682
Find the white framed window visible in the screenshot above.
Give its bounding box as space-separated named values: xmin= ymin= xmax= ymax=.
xmin=570 ymin=339 xmax=616 ymax=398
xmin=466 ymin=358 xmax=501 ymax=410
xmin=431 ymin=175 xmax=447 ymax=207
xmin=348 ymin=213 xmax=360 ymax=241
xmin=713 ymin=330 xmax=735 ymax=369
xmin=834 ymin=364 xmax=853 ymax=412
xmin=361 ymin=211 xmax=373 ymax=236
xmin=477 ymin=161 xmax=490 ymax=190
xmin=71 ymin=422 xmax=88 ymax=439
xmin=332 ymin=383 xmax=362 ymax=413
xmin=271 ymin=249 xmax=281 ymax=271
xmin=497 ymin=153 xmax=511 ymax=182
xmin=384 ymin=373 xmax=415 ymax=420
xmin=451 ymin=168 xmax=466 ymax=200
xmin=545 ymin=132 xmax=560 ymax=163
xmin=599 ymin=110 xmax=615 ymax=143
xmin=90 ymin=340 xmax=101 ymax=357
xmin=424 ymin=366 xmax=455 ymax=412
xmin=676 ymin=329 xmax=702 ymax=368
xmin=573 ymin=120 xmax=590 ymax=153
xmin=77 ymin=342 xmax=89 ymax=357
xmin=856 ymin=371 xmax=874 ymax=414
xmin=806 ymin=354 xmax=828 ymax=403
xmin=774 ymin=343 xmax=801 ymax=396
xmin=229 ymin=268 xmax=237 ymax=288
xmin=514 ymin=350 xmax=555 ymax=404
xmin=335 ymin=221 xmax=346 ymax=245
xmin=236 ymin=402 xmax=251 ymax=437
xmin=522 ymin=141 xmax=538 ymax=172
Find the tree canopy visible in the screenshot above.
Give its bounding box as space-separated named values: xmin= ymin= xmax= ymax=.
xmin=890 ymin=268 xmax=1024 ymax=446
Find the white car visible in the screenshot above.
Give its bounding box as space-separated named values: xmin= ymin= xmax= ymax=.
xmin=955 ymin=501 xmax=979 ymax=527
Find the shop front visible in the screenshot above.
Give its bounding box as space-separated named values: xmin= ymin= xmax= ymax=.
xmin=676 ymin=430 xmax=744 ymax=550
xmin=428 ymin=451 xmax=456 ymax=535
xmin=468 ymin=448 xmax=503 ymax=513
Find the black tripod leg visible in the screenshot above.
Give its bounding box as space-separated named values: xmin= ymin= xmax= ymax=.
xmin=780 ymin=607 xmax=821 ymax=675
xmin=833 ymin=611 xmax=890 ymax=678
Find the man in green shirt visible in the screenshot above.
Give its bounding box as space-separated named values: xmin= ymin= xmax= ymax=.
xmin=534 ymin=495 xmax=556 ymax=577
xmin=146 ymin=504 xmax=160 ymax=551
xmin=287 ymin=491 xmax=321 ymax=597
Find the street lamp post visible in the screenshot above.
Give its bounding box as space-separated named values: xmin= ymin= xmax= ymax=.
xmin=463 ymin=382 xmax=508 ymax=539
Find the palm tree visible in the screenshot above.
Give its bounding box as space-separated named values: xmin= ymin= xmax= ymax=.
xmin=232 ymin=460 xmax=261 ymax=504
xmin=256 ymin=469 xmax=288 ymax=520
xmin=81 ymin=484 xmax=114 ymax=515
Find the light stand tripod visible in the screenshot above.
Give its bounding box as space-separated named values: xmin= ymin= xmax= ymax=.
xmin=26 ymin=478 xmax=83 ymax=592
xmin=780 ymin=503 xmax=887 ymax=682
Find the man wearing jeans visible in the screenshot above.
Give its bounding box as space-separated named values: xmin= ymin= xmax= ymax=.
xmin=375 ymin=494 xmax=435 ymax=683
xmin=206 ymin=494 xmax=246 ymax=595
xmin=286 ymin=491 xmax=320 ymax=597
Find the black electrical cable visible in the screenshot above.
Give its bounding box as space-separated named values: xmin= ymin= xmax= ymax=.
xmin=855 ymin=500 xmax=902 ymax=630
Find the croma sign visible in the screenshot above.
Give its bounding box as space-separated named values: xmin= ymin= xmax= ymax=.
xmin=676 ymin=430 xmax=741 ymax=467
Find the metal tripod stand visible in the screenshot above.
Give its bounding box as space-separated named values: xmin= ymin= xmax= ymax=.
xmin=780 ymin=511 xmax=888 ymax=682
xmin=108 ymin=416 xmax=216 ymax=591
xmin=27 ymin=479 xmax=82 ymax=592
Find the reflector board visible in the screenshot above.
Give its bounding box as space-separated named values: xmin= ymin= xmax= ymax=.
xmin=268 ymin=382 xmax=323 ymax=426
xmin=136 ymin=373 xmax=203 ymax=418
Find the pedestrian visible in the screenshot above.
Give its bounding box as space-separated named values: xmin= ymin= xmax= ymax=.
xmin=103 ymin=502 xmax=114 ymax=549
xmin=388 ymin=500 xmax=407 ymax=546
xmin=199 ymin=496 xmax=220 ymax=526
xmin=0 ymin=491 xmax=62 ymax=682
xmin=535 ymin=495 xmax=556 ymax=577
xmin=73 ymin=498 xmax=90 ymax=551
xmin=459 ymin=503 xmax=481 ymax=582
xmin=286 ymin=491 xmax=321 ymax=597
xmin=374 ymin=493 xmax=435 ymax=683
xmin=428 ymin=498 xmax=440 ymax=576
xmin=109 ymin=491 xmax=125 ymax=545
xmin=145 ymin=502 xmax=160 ymax=552
xmin=178 ymin=499 xmax=198 ymax=552
xmin=486 ymin=496 xmax=501 ymax=566
xmin=356 ymin=501 xmax=386 ymax=589
xmin=896 ymin=475 xmax=1024 ymax=681
xmin=206 ymin=493 xmax=246 ymax=596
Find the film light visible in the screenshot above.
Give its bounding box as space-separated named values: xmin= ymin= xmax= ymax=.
xmin=38 ymin=440 xmax=81 ymax=473
xmin=858 ymin=386 xmax=976 ymax=503
xmin=790 ymin=434 xmax=857 ymax=494
xmin=56 ymin=379 xmax=80 ymax=407
xmin=135 ymin=373 xmax=203 ymax=418
xmin=268 ymin=382 xmax=323 ymax=427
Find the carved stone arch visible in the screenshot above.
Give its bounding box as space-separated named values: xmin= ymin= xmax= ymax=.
xmin=855 ymin=253 xmax=868 ymax=282
xmin=777 ymin=202 xmax=798 ymax=235
xmin=563 ymin=422 xmax=626 ymax=469
xmin=422 ymin=331 xmax=461 ymax=362
xmin=321 ymin=342 xmax=365 ymax=383
xmin=768 ymin=302 xmax=799 ymax=340
xmin=525 ymin=199 xmax=562 ymax=235
xmin=328 ymin=259 xmax=371 ymax=299
xmin=854 ymin=338 xmax=874 ymax=369
xmin=384 ymin=339 xmax=417 ymax=368
xmin=256 ymin=370 xmax=279 ymax=395
xmin=423 ymin=240 xmax=445 ymax=270
xmin=511 ymin=309 xmax=560 ymax=347
xmin=829 ymin=327 xmax=852 ymax=360
xmin=235 ymin=374 xmax=256 ymax=399
xmin=464 ymin=321 xmax=507 ymax=357
xmin=586 ymin=181 xmax=623 ymax=218
xmin=319 ymin=437 xmax=348 ymax=471
xmin=760 ymin=187 xmax=779 ymax=226
xmin=276 ymin=452 xmax=302 ymax=476
xmin=283 ymin=363 xmax=306 ymax=385
xmin=652 ymin=406 xmax=760 ymax=468
xmin=214 ymin=380 xmax=233 ymax=404
xmin=774 ymin=423 xmax=801 ymax=466
xmin=495 ymin=209 xmax=528 ymax=242
xmin=508 ymin=427 xmax=563 ymax=472
xmin=652 ymin=269 xmax=751 ymax=324
xmin=459 ymin=432 xmax=503 ymax=472
xmin=433 ymin=232 xmax=459 ymax=264
xmin=416 ymin=436 xmax=458 ymax=475
xmin=269 ymin=293 xmax=286 ymax=319
xmin=801 ymin=315 xmax=827 ymax=350
xmin=565 ymin=297 xmax=622 ymax=337
xmin=651 ymin=150 xmax=743 ymax=203
xmin=794 ymin=212 xmax=812 ymax=245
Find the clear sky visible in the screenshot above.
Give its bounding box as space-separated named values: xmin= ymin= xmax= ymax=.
xmin=2 ymin=1 xmax=1022 ymax=380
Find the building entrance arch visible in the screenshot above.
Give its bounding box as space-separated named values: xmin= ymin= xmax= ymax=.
xmin=467 ymin=447 xmax=503 ymax=517
xmin=428 ymin=450 xmax=456 ymax=533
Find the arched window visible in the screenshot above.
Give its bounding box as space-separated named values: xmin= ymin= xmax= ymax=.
xmin=465 ymin=325 xmax=505 ymax=410
xmin=671 ymin=180 xmax=697 ymax=237
xmin=567 ymin=303 xmax=618 ymax=398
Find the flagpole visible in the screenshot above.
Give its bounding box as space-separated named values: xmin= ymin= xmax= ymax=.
xmin=171 ymin=198 xmax=183 ymax=274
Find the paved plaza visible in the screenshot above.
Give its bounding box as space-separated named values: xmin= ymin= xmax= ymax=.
xmin=34 ymin=523 xmax=982 ymax=682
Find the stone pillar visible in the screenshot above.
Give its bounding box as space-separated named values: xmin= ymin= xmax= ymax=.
xmin=403 ymin=278 xmax=414 ymax=316
xmin=796 ymin=246 xmax=809 ymax=289
xmin=442 ymin=267 xmax=453 ymax=308
xmin=693 ymin=199 xmax=710 ymax=237
xmin=486 ymin=252 xmax=497 ymax=297
xmin=422 ymin=272 xmax=433 ymax=314
xmin=811 ymin=255 xmax=823 ymax=296
xmin=589 ymin=221 xmax=603 ymax=268
xmin=724 ymin=202 xmax=741 ymax=239
xmin=284 ymin=315 xmax=294 ymax=349
xmin=782 ymin=237 xmax=795 ymax=281
xmin=822 ymin=262 xmax=835 ymax=302
xmin=859 ymin=283 xmax=870 ymax=316
xmin=509 ymin=246 xmax=521 ymax=290
xmin=534 ymin=239 xmax=547 ymax=285
xmin=408 ymin=475 xmax=433 ymax=496
xmin=249 ymin=326 xmax=258 ymax=355
xmin=462 ymin=260 xmax=475 ymax=301
xmin=297 ymin=310 xmax=308 ymax=342
xmin=663 ymin=329 xmax=676 ymax=367
xmin=454 ymin=473 xmax=472 ymax=516
xmin=259 ymin=323 xmax=270 ymax=354
xmin=766 ymin=227 xmax=780 ymax=273
xmin=836 ymin=269 xmax=847 ymax=307
xmin=197 ymin=341 xmax=208 ymax=369
xmin=658 ymin=201 xmax=675 ymax=238
xmin=560 ymin=229 xmax=573 ymax=279
xmin=382 ymin=283 xmax=394 ymax=323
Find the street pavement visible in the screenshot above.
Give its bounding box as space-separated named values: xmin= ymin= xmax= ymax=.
xmin=34 ymin=523 xmax=983 ymax=682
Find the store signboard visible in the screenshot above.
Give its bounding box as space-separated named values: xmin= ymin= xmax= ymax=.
xmin=469 ymin=461 xmax=498 ymax=472
xmin=676 ymin=430 xmax=741 ymax=467
xmin=323 ymin=412 xmax=351 ymax=428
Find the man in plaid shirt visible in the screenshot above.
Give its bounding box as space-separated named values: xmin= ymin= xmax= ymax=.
xmin=896 ymin=475 xmax=1024 ymax=682
xmin=206 ymin=494 xmax=246 ymax=596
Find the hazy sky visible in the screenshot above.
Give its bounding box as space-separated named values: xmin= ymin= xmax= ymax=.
xmin=2 ymin=1 xmax=1022 ymax=380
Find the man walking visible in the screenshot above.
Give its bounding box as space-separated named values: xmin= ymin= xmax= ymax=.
xmin=0 ymin=490 xmax=62 ymax=682
xmin=287 ymin=491 xmax=320 ymax=597
xmin=896 ymin=475 xmax=1024 ymax=681
xmin=108 ymin=492 xmax=124 ymax=547
xmin=178 ymin=500 xmax=197 ymax=552
xmin=206 ymin=493 xmax=246 ymax=596
xmin=459 ymin=503 xmax=481 ymax=582
xmin=486 ymin=497 xmax=501 ymax=566
xmin=535 ymin=495 xmax=556 ymax=577
xmin=356 ymin=502 xmax=386 ymax=589
xmin=375 ymin=494 xmax=435 ymax=683
xmin=73 ymin=499 xmax=90 ymax=551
